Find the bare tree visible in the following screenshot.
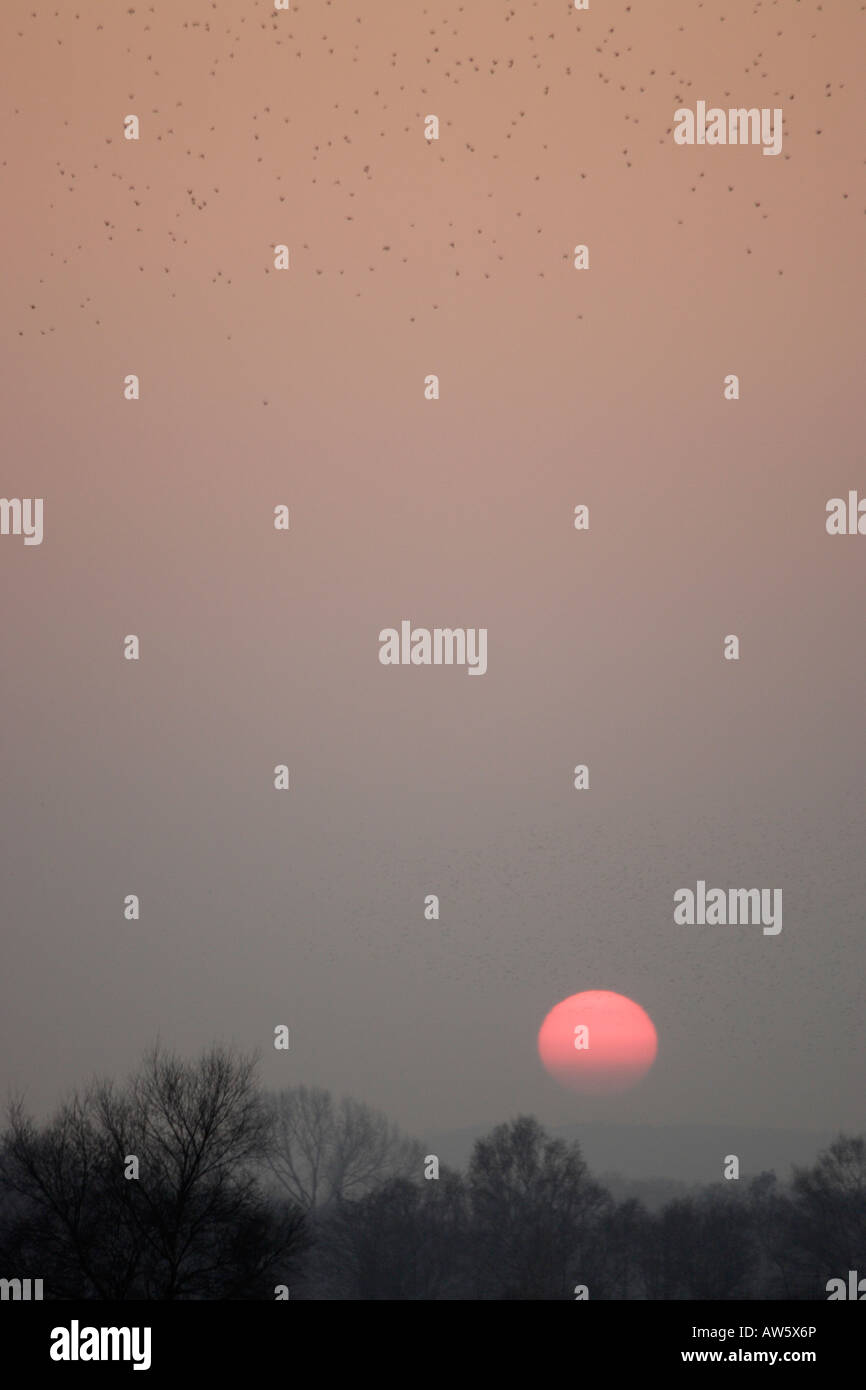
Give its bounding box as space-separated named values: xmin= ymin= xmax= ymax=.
xmin=789 ymin=1133 xmax=866 ymax=1289
xmin=467 ymin=1115 xmax=609 ymax=1300
xmin=0 ymin=1044 xmax=307 ymax=1299
xmin=644 ymin=1187 xmax=754 ymax=1300
xmin=264 ymin=1086 xmax=424 ymax=1210
xmin=316 ymin=1169 xmax=472 ymax=1300
xmin=0 ymin=1093 xmax=131 ymax=1299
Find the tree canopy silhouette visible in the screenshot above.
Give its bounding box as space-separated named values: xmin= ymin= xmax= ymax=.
xmin=0 ymin=1045 xmax=306 ymax=1299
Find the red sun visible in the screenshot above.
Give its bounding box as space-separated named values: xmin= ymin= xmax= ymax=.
xmin=537 ymin=990 xmax=658 ymax=1095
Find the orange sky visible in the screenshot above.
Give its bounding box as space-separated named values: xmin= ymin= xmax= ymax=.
xmin=1 ymin=1 xmax=864 ymax=1141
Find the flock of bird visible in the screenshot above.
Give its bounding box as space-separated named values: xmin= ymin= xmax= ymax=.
xmin=7 ymin=0 xmax=861 ymax=340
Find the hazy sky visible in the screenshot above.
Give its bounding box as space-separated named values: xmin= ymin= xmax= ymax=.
xmin=1 ymin=0 xmax=864 ymax=1142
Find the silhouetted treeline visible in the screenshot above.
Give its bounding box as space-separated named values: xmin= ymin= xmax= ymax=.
xmin=1 ymin=1045 xmax=863 ymax=1300
xmin=0 ymin=1047 xmax=306 ymax=1299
